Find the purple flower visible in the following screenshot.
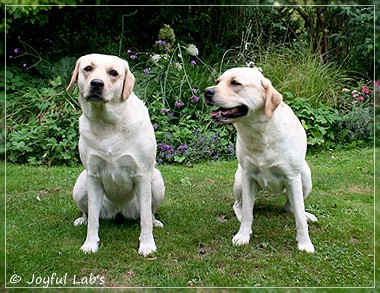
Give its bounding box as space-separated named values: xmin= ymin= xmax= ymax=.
xmin=190 ymin=60 xmax=196 ymax=66
xmin=158 ymin=143 xmax=174 ymax=153
xmin=161 ymin=108 xmax=169 ymax=114
xmin=192 ymin=88 xmax=197 ymax=94
xmin=152 ymin=123 xmax=158 ymax=130
xmin=22 ymin=64 xmax=27 ymax=68
xmin=156 ymin=40 xmax=166 ymax=46
xmin=130 ymin=55 xmax=137 ymax=60
xmin=127 ymin=49 xmax=132 ymax=54
xmin=191 ymin=96 xmax=199 ymax=103
xmin=13 ymin=48 xmax=19 ymax=54
xmin=144 ymin=68 xmax=150 ymax=75
xmin=178 ymin=144 xmax=188 ymax=152
xmin=175 ymin=101 xmax=185 ymax=108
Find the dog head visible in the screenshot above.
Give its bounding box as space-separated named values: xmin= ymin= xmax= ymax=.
xmin=203 ymin=67 xmax=283 ymax=123
xmin=66 ymin=54 xmax=135 ymax=103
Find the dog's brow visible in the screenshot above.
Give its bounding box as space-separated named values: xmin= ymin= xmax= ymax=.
xmin=84 ymin=61 xmax=97 ymax=69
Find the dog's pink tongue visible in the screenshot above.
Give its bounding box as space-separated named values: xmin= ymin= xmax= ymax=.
xmin=210 ymin=110 xmax=221 ymax=118
xmin=210 ymin=108 xmax=238 ymax=118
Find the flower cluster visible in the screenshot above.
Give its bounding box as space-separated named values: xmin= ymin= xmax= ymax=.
xmin=338 ymin=83 xmax=373 ymax=113
xmin=350 ymin=85 xmax=370 ymax=101
xmin=186 ymin=44 xmax=199 ymax=56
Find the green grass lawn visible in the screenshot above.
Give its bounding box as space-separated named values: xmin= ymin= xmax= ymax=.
xmin=5 ymin=148 xmax=374 ymax=288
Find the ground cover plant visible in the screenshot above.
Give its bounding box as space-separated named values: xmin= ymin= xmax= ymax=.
xmin=5 ymin=148 xmax=374 ymax=288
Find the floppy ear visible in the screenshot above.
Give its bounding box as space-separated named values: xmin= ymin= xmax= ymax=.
xmin=122 ymin=66 xmax=135 ymax=101
xmin=261 ymin=78 xmax=283 ymax=118
xmin=66 ymin=58 xmax=81 ymax=93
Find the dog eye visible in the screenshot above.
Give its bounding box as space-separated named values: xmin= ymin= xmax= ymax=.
xmin=83 ymin=66 xmax=92 ymax=72
xmin=231 ymin=80 xmax=242 ymax=86
xmin=109 ymin=70 xmax=119 ymax=77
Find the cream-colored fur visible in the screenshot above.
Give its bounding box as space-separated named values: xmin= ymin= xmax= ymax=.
xmin=204 ymin=67 xmax=317 ymax=253
xmin=67 ymin=54 xmax=164 ymax=256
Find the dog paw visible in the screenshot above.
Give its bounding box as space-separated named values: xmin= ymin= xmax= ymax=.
xmin=298 ymin=241 xmax=315 ymax=253
xmin=305 ymin=212 xmax=318 ymax=222
xmin=153 ymin=219 xmax=164 ymax=228
xmin=73 ymin=216 xmax=88 ymax=226
xmin=232 ymin=233 xmax=251 ymax=246
xmin=138 ymin=242 xmax=157 ymax=256
xmin=80 ymin=241 xmax=99 ymax=253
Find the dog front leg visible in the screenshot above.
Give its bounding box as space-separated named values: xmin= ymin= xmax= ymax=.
xmin=136 ymin=177 xmax=156 ymax=256
xmin=286 ymin=175 xmax=315 ymax=253
xmin=80 ymin=175 xmax=103 ymax=253
xmin=232 ymin=173 xmax=256 ymax=246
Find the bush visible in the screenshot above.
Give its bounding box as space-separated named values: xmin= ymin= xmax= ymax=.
xmin=286 ymin=96 xmax=337 ymax=146
xmin=331 ymin=83 xmax=374 ymax=147
xmin=333 ymin=107 xmax=373 ymax=146
xmin=6 ymin=74 xmax=80 ymax=166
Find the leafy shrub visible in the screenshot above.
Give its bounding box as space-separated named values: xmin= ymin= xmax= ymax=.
xmin=330 ymin=84 xmax=374 ymax=147
xmin=333 ymin=107 xmax=373 ymax=147
xmin=286 ymin=96 xmax=337 ymax=146
xmin=285 ymin=81 xmax=374 ymax=149
xmin=7 ymin=75 xmax=80 ymax=166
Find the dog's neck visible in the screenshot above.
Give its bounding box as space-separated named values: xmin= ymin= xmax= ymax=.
xmin=234 ymin=111 xmax=280 ymax=152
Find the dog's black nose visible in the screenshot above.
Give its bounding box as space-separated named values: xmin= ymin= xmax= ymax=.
xmin=90 ymin=79 xmax=104 ymax=89
xmin=203 ymin=87 xmax=215 ymax=100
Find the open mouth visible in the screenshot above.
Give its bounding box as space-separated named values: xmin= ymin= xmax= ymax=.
xmin=210 ymin=105 xmax=248 ymax=123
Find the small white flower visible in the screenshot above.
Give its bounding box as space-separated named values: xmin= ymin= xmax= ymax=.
xmin=246 ymin=61 xmax=255 ymax=68
xmin=186 ymin=44 xmax=199 ymax=56
xmin=174 ymin=62 xmax=182 ymax=71
xmin=151 ymin=54 xmax=161 ymax=64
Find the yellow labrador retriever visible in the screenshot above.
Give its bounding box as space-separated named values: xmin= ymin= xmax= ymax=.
xmin=203 ymin=67 xmax=317 ymax=253
xmin=66 ymin=54 xmax=164 ymax=256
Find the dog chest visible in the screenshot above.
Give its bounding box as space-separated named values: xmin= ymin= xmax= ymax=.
xmin=243 ymin=158 xmax=287 ymax=194
xmin=86 ymin=152 xmax=141 ymax=200
xmin=253 ymin=168 xmax=286 ymax=194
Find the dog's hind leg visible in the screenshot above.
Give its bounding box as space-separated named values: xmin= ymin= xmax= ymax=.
xmin=284 ymin=161 xmax=317 ymax=222
xmin=151 ymin=168 xmax=165 ymax=228
xmin=300 ymin=161 xmax=317 ymax=222
xmin=73 ymin=170 xmax=89 ymax=226
xmin=286 ymin=174 xmax=315 ymax=253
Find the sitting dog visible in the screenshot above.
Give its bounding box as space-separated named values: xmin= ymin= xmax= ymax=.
xmin=66 ymin=54 xmax=164 ymax=256
xmin=203 ymin=67 xmax=317 ymax=253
